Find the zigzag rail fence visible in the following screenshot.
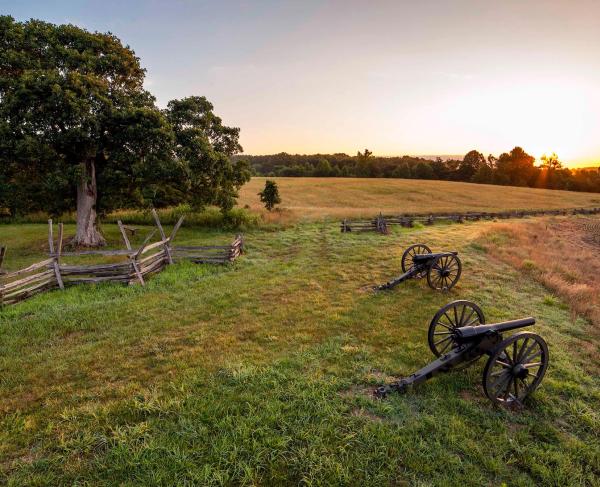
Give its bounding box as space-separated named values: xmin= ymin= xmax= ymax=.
xmin=0 ymin=210 xmax=244 ymax=307
xmin=340 ymin=206 xmax=600 ymax=234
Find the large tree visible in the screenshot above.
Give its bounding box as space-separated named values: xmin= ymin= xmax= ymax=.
xmin=165 ymin=96 xmax=250 ymax=212
xmin=495 ymin=147 xmax=537 ymax=187
xmin=458 ymin=150 xmax=486 ymax=181
xmin=0 ymin=16 xmax=174 ymax=245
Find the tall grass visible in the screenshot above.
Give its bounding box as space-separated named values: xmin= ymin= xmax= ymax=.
xmin=479 ymin=216 xmax=600 ymax=358
xmin=1 ymin=205 xmax=263 ymax=230
xmin=239 ymin=177 xmax=600 ymax=221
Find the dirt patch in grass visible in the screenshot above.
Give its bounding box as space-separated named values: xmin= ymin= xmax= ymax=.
xmin=459 ymin=389 xmax=480 ymax=403
xmin=350 ymin=407 xmax=384 ymax=422
xmin=339 ymin=384 xmax=375 ymax=399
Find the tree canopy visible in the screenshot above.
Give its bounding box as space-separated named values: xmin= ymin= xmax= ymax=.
xmin=0 ymin=16 xmax=250 ymax=245
xmin=165 ymin=96 xmax=250 ymax=212
xmin=242 ymin=149 xmax=600 ymax=193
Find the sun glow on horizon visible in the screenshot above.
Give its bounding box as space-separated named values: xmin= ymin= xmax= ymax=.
xmin=7 ymin=1 xmax=600 ymax=168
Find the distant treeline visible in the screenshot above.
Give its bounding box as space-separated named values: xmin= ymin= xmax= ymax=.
xmin=237 ymin=148 xmax=600 ymax=193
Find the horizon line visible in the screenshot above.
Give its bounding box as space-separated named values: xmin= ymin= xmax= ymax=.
xmin=239 ymin=152 xmax=600 ymax=169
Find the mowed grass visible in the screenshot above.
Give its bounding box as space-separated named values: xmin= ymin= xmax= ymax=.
xmin=1 ymin=219 xmax=599 ymax=485
xmin=238 ymin=177 xmax=600 ymax=220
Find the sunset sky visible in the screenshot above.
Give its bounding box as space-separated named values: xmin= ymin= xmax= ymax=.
xmin=4 ymin=0 xmax=600 ymax=167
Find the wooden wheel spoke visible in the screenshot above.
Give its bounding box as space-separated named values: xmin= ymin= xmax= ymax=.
xmin=519 ymin=340 xmax=538 ymax=361
xmin=521 ymin=349 xmax=542 ymax=364
xmin=439 ymin=338 xmax=453 ymax=354
xmin=492 ymin=373 xmax=512 ymax=396
xmin=434 ymin=336 xmax=453 ymax=347
xmin=513 ymin=377 xmax=521 ymax=398
xmin=463 ymin=307 xmax=475 ymax=325
xmin=436 ymin=321 xmax=453 ymax=331
xmin=458 ymin=305 xmax=466 ymax=326
xmin=514 ymin=337 xmax=528 ymax=362
xmin=523 ymin=362 xmax=542 ymax=368
xmin=499 ymin=350 xmax=514 ymax=365
xmin=443 ymin=312 xmax=455 ymax=326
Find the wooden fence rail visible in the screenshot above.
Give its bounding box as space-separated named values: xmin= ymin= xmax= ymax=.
xmin=171 ymin=235 xmax=244 ymax=264
xmin=1 ymin=213 xmax=244 ymax=307
xmin=0 ymin=246 xmax=6 ymax=275
xmin=341 ymin=206 xmax=600 ymax=234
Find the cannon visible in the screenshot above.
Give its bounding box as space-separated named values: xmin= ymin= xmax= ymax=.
xmin=375 ymin=300 xmax=549 ymax=405
xmin=376 ymin=244 xmax=462 ymax=291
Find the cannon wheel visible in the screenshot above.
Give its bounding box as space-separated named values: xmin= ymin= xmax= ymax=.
xmin=483 ymin=332 xmax=549 ymax=405
xmin=428 ymin=300 xmax=485 ymax=356
xmin=401 ymin=244 xmax=432 ymax=278
xmin=426 ymin=253 xmax=462 ymax=291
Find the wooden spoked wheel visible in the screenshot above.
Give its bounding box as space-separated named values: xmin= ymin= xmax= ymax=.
xmin=483 ymin=332 xmax=549 ymax=405
xmin=426 ymin=254 xmax=462 ymax=291
xmin=401 ymin=244 xmax=432 ymax=278
xmin=428 ymin=300 xmax=485 ymax=356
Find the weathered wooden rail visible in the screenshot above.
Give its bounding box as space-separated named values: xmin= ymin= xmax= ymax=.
xmin=0 ymin=211 xmax=244 ymax=307
xmin=172 ymin=235 xmax=244 ymax=264
xmin=341 ymin=207 xmax=600 ymax=234
xmin=0 ymin=246 xmax=6 ymax=275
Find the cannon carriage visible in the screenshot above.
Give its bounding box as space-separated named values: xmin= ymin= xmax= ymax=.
xmin=375 ymin=300 xmax=549 ymax=406
xmin=376 ymin=244 xmax=462 ymax=291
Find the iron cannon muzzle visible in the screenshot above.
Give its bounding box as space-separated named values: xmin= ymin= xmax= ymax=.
xmin=455 ymin=317 xmax=535 ymax=340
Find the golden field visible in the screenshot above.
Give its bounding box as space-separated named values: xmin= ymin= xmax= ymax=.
xmin=238 ymin=177 xmax=600 ymax=220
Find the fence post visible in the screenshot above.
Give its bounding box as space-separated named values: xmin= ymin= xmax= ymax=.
xmin=48 ymin=219 xmax=54 ymax=255
xmin=53 ymin=223 xmax=64 ymax=290
xmin=151 ymin=209 xmax=173 ymax=265
xmin=117 ymin=220 xmax=132 ymax=251
xmin=47 ymin=219 xmax=64 ymax=289
xmin=0 ymin=248 xmax=4 ymax=306
xmin=129 ymin=229 xmax=157 ymax=286
xmin=0 ymin=246 xmax=6 ymax=275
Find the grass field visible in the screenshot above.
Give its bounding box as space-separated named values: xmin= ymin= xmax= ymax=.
xmin=238 ymin=177 xmax=600 ymax=220
xmin=1 ymin=216 xmax=599 ymax=485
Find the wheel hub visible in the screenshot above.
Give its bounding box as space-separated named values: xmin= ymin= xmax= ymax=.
xmin=439 ymin=267 xmax=451 ymax=277
xmin=512 ymin=364 xmax=529 ymax=380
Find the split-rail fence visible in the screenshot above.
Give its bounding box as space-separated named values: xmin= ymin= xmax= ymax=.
xmin=0 ymin=210 xmax=244 ymax=307
xmin=341 ymin=206 xmax=600 ymax=234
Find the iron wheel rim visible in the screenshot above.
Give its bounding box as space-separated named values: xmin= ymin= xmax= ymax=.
xmin=428 ymin=300 xmax=485 ymax=356
xmin=427 ymin=254 xmax=462 ymax=291
xmin=483 ymin=332 xmax=549 ymax=406
xmin=401 ymin=244 xmax=432 ymax=279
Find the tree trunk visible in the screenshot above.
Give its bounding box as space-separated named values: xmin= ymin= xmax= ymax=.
xmin=73 ymin=158 xmax=106 ymax=247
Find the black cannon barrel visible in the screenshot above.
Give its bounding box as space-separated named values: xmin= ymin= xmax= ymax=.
xmin=456 ymin=317 xmax=536 ymax=339
xmin=413 ymin=251 xmax=458 ymax=263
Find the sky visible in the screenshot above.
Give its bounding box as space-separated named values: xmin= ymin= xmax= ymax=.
xmin=3 ymin=0 xmax=600 ymax=167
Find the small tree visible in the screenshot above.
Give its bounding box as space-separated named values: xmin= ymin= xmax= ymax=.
xmin=258 ymin=180 xmax=281 ymax=211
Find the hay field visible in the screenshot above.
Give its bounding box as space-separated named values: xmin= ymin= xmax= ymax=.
xmin=238 ymin=177 xmax=600 ymax=220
